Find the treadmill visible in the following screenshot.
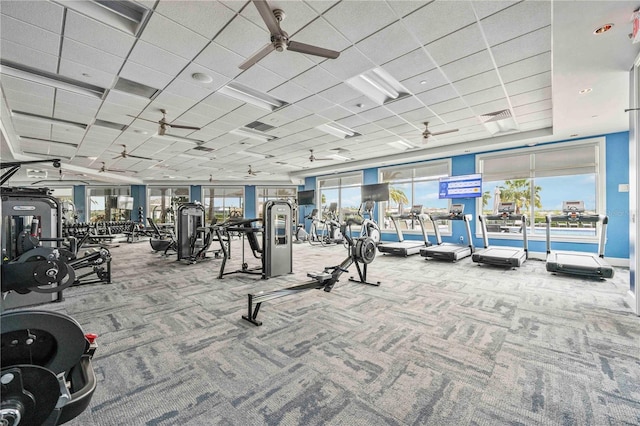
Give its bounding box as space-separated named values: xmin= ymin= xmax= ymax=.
xmin=377 ymin=205 xmax=432 ymax=256
xmin=473 ymin=202 xmax=528 ymax=267
xmin=545 ymin=200 xmax=614 ymax=279
xmin=420 ymin=203 xmax=474 ymax=262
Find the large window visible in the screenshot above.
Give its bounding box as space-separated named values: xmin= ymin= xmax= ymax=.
xmin=317 ymin=173 xmax=362 ymax=223
xmin=87 ymin=187 xmax=131 ymax=222
xmin=477 ymin=139 xmax=604 ymax=239
xmin=256 ymin=187 xmax=297 ymax=218
xmin=379 ymin=161 xmax=451 ymax=232
xmin=202 ymin=187 xmax=244 ymax=223
xmin=148 ymin=187 xmax=190 ymax=223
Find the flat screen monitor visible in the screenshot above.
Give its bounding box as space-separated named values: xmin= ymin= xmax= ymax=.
xmin=361 ymin=183 xmax=389 ymax=202
xmin=297 ymin=190 xmax=315 ymax=206
xmin=438 ymin=174 xmax=482 ymax=199
xmin=117 ymin=195 xmax=134 ymax=210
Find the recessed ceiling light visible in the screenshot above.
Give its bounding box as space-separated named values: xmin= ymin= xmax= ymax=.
xmin=356 ymin=103 xmax=365 ymax=108
xmin=593 ymin=23 xmax=613 ymax=35
xmin=420 ymin=80 xmax=427 ymax=85
xmin=579 ymin=88 xmax=592 ymax=94
xmin=134 ymin=129 xmax=148 ymax=135
xmin=192 ymin=72 xmax=213 ymax=83
xmin=592 ymin=115 xmax=598 ymax=118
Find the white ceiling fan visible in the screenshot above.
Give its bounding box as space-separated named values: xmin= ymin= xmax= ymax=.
xmin=308 ymin=149 xmax=333 ymax=162
xmin=128 ymin=109 xmax=201 ymax=138
xmin=239 ymin=0 xmax=340 ymax=70
xmin=422 ymin=121 xmax=459 ymax=142
xmin=246 ymin=165 xmax=259 ymax=177
xmin=99 ymin=162 xmax=127 ymax=173
xmin=113 ymin=144 xmax=154 ymax=161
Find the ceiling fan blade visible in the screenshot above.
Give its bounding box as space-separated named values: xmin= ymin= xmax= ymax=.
xmin=167 ymin=124 xmax=201 ymax=131
xmin=112 ymin=155 xmax=123 ymax=160
xmin=431 ymin=129 xmax=459 ymax=136
xmin=252 ymin=0 xmax=282 ymax=35
xmin=287 ymin=40 xmax=340 ymax=59
xmin=239 ymin=42 xmax=276 ymax=70
xmin=128 ymin=154 xmax=154 ymax=161
xmin=126 ymin=114 xmax=159 ymax=124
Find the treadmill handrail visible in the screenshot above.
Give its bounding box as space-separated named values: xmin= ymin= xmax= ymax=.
xmin=428 ymin=213 xmax=474 ymax=251
xmin=545 ymin=214 xmax=608 ymax=257
xmin=478 ymin=214 xmax=528 ymax=253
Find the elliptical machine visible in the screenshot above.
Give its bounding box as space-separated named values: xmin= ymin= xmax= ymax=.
xmin=357 ymin=200 xmax=381 ymax=244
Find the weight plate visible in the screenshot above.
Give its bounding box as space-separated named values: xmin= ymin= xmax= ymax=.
xmin=356 ymin=238 xmax=376 ymax=264
xmin=1 ymin=311 xmax=87 ymax=375
xmin=1 ymin=365 xmax=60 ymax=426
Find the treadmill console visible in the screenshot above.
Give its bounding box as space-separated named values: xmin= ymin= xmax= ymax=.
xmin=410 ymin=205 xmax=423 ymax=215
xmin=562 ymin=200 xmax=585 ymax=220
xmin=450 ymin=204 xmax=464 ymax=216
xmin=498 ymin=202 xmax=516 ymax=215
xmin=328 ymin=202 xmax=338 ymax=213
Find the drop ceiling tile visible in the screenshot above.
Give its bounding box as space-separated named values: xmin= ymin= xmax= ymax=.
xmin=5 ymin=99 xmax=53 ymax=119
xmin=504 ymin=72 xmax=551 ymax=96
xmin=187 ymin=103 xmax=229 ymax=122
xmin=439 ymin=50 xmax=496 ymax=83
xmin=119 ymin=61 xmax=173 ymax=90
xmin=55 ymin=91 xmax=101 ymax=113
xmin=267 ymin=105 xmax=311 ymax=123
xmin=61 ymin=38 xmax=124 ymax=75
xmin=519 ymin=117 xmax=552 ymax=130
xmin=104 ymin=90 xmax=151 ymax=110
xmin=0 ymin=15 xmax=60 ymax=55
xmin=335 ymin=114 xmax=369 ymax=129
xmin=296 ymin=95 xmax=335 ymax=114
xmin=1 ymin=0 xmax=64 ymax=33
xmin=472 ymin=1 xmax=519 ymax=19
xmin=499 ymin=52 xmax=551 ymax=83
xmin=163 ymin=79 xmax=213 ymax=103
xmin=203 ymin=92 xmax=244 ymax=111
xmin=452 ymin=70 xmax=502 ymax=95
xmin=513 ymin=99 xmax=552 ymax=116
xmin=155 ymin=1 xmax=236 ymax=39
xmin=243 ymin=0 xmax=317 ymax=36
xmin=448 ymin=117 xmax=481 ymax=129
xmin=356 ymin=21 xmax=421 ymax=66
xmin=148 ymin=92 xmax=196 ymax=118
xmin=323 ymin=1 xmax=397 ymax=43
xmin=463 ymin=86 xmax=505 ymax=107
xmin=291 ymin=66 xmax=342 ymax=93
xmin=12 ymin=121 xmax=52 ymax=138
xmin=2 ymin=75 xmax=56 ymax=100
xmin=426 ymin=23 xmax=487 ymax=66
xmin=429 ymin=97 xmax=468 ymax=116
xmin=380 ymin=48 xmax=436 ymax=82
xmin=0 ymin=39 xmax=59 ymax=73
xmin=374 ymin=115 xmax=407 ymax=129
xmin=490 ymin=27 xmax=551 ymax=67
xmin=480 ymin=1 xmax=551 ymax=47
xmin=510 ymin=87 xmax=551 ymax=107
xmin=403 ymin=69 xmax=449 ymax=95
xmin=471 ymin=98 xmax=511 ymax=116
xmin=58 ymin=59 xmax=116 ymax=89
xmin=234 ymin=64 xmax=288 ymax=92
xmin=319 ymin=47 xmax=374 ymax=80
xmin=139 ymin=13 xmax=210 ymax=60
xmin=214 ymin=14 xmax=269 ymax=58
xmin=384 ymin=96 xmax=424 ymax=115
xmin=64 ymin=11 xmax=135 ymax=58
xmin=399 ymin=108 xmax=435 ymax=123
xmin=415 ymin=84 xmax=458 ymax=106
xmin=194 ymin=42 xmax=245 ymax=79
xmin=128 ymin=40 xmax=190 ymax=77
xmin=357 ymin=106 xmax=394 ymax=122
xmin=317 ymin=83 xmax=361 ymax=104
xmin=268 ymin=81 xmax=313 ymax=104
xmin=402 ymin=1 xmax=476 ymax=46
xmin=387 ymin=1 xmax=428 ymax=18
xmin=517 ymin=109 xmax=552 ymax=123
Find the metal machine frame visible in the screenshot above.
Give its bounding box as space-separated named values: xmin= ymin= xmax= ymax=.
xmin=378 ymin=205 xmax=432 ymax=256
xmin=421 ymin=203 xmax=474 ymax=262
xmin=473 ymin=202 xmax=528 ymax=267
xmin=545 ymin=200 xmax=614 ymax=279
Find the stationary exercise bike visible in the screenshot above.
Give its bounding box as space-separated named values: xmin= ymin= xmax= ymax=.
xmin=294 ymin=208 xmax=319 ymax=243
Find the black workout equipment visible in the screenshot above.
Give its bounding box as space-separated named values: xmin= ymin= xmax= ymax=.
xmin=242 ymin=218 xmax=379 ymax=326
xmin=356 ymin=200 xmax=381 ymax=244
xmin=1 ymin=310 xmax=98 ymax=426
xmin=420 ymin=203 xmax=474 ymax=262
xmin=378 ymin=205 xmax=432 ymax=256
xmin=473 ymin=202 xmax=528 ymax=267
xmin=1 ymin=159 xmax=61 ymax=186
xmin=175 ymin=202 xmax=222 ymax=264
xmin=545 ymin=200 xmax=614 ymax=279
xmin=147 ymin=217 xmax=177 ymax=254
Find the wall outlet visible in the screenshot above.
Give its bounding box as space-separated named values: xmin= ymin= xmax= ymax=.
xmin=459 ymin=236 xmax=464 ymax=243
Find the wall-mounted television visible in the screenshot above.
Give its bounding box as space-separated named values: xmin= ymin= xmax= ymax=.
xmin=361 ymin=183 xmax=389 ymax=202
xmin=117 ymin=195 xmax=134 ymax=210
xmin=297 ymin=190 xmax=315 ymax=206
xmin=438 ymin=174 xmax=482 ymax=199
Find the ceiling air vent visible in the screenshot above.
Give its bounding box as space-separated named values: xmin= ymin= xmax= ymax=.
xmin=480 ymin=109 xmax=519 ymax=135
xmin=245 ymin=121 xmax=276 ymax=133
xmin=113 ymin=77 xmax=159 ymax=99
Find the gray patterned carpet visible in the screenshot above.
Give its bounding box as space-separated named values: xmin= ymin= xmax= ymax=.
xmin=23 ymin=238 xmax=640 ymax=425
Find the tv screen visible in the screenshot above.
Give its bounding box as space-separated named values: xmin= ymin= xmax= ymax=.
xmin=361 ymin=183 xmax=389 ymax=202
xmin=117 ymin=195 xmax=134 ymax=210
xmin=297 ymin=190 xmax=315 ymax=206
xmin=438 ymin=174 xmax=482 ymax=199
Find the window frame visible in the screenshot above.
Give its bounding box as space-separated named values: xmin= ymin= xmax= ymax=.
xmin=475 ymin=137 xmax=606 ymax=243
xmin=147 ymin=186 xmax=191 ymax=224
xmin=85 ymin=186 xmax=132 ymax=222
xmin=201 ymin=185 xmax=245 ymax=223
xmin=316 ymin=171 xmax=363 ymax=223
xmin=378 ymin=159 xmax=452 ymax=236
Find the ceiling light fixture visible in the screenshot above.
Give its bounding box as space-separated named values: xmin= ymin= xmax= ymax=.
xmin=387 ymin=140 xmax=414 ymax=151
xmin=218 ymin=82 xmax=287 ymax=111
xmin=481 ymin=109 xmax=519 ymax=135
xmin=1 ymin=63 xmax=105 ymax=98
xmin=593 ymin=23 xmax=614 ymax=34
xmin=60 ymin=0 xmax=149 ymax=35
xmin=316 ymin=122 xmax=360 ymax=139
xmin=237 ymin=150 xmax=274 ymax=159
xmin=346 ymin=68 xmax=410 ymax=106
xmin=579 ymin=88 xmax=592 ymax=94
xmin=11 ymin=110 xmax=88 ymax=130
xmin=19 ymin=136 xmax=79 ymax=148
xmin=230 ymin=128 xmax=276 ymax=143
xmin=329 ymin=153 xmax=352 ymax=161
xmin=192 ymin=72 xmax=213 ymax=83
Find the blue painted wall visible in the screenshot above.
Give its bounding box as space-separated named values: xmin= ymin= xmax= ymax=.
xmin=131 ymin=184 xmax=146 ymax=222
xmin=190 ymin=185 xmax=201 ymax=203
xmin=73 ymin=185 xmax=86 ymax=222
xmin=244 ymin=185 xmax=256 ymax=218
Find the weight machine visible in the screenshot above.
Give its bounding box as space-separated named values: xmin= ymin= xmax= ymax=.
xmin=242 ymin=218 xmax=380 ymax=326
xmin=175 ymin=202 xmax=221 ymax=264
